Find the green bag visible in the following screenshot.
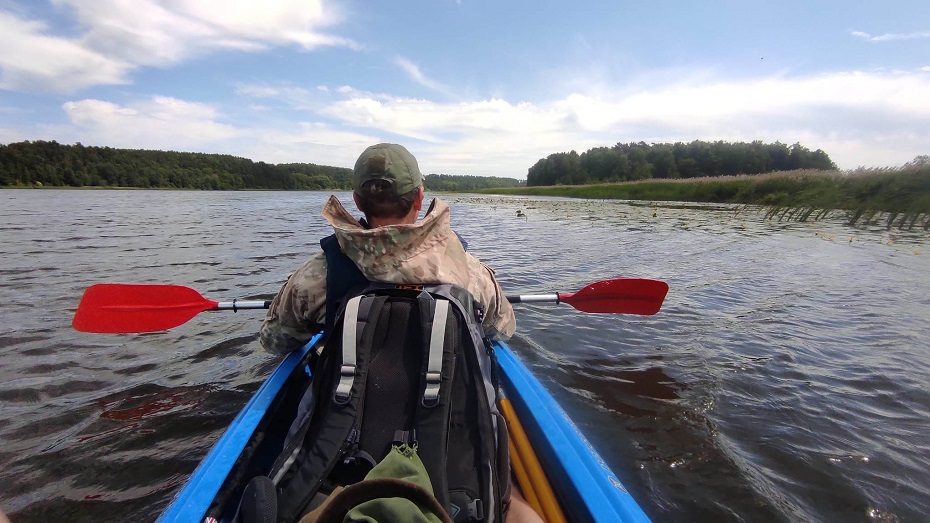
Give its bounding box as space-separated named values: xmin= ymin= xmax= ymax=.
xmin=306 ymin=445 xmax=453 ymax=523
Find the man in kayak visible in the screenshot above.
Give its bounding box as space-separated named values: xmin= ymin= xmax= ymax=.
xmin=259 ymin=143 xmax=543 ymax=522
xmin=260 ymin=142 xmax=515 ymax=354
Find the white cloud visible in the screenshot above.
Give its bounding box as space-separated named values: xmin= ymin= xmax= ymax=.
xmin=0 ymin=12 xmax=131 ymax=92
xmin=0 ymin=1 xmax=355 ymax=92
xmin=57 ymin=0 xmax=358 ymax=66
xmin=851 ymin=29 xmax=930 ymax=42
xmin=305 ymin=70 xmax=930 ymax=173
xmin=554 ymin=71 xmax=930 ymax=132
xmin=61 ymin=97 xmax=241 ymax=149
xmin=43 ymin=95 xmax=377 ymax=168
xmin=320 ymin=89 xmax=563 ymax=135
xmin=238 ymin=122 xmax=380 ymax=167
xmin=235 ymin=83 xmax=320 ymax=110
xmin=394 ymin=57 xmax=452 ymax=96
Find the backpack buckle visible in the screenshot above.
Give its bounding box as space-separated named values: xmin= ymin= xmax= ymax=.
xmin=421 ymin=371 xmax=441 ymax=407
xmin=334 ymin=364 xmax=356 ymax=404
xmin=468 ymin=499 xmax=484 ymax=520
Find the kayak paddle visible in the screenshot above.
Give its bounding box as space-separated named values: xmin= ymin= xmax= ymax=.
xmin=508 ymin=277 xmax=668 ymax=315
xmin=71 ymin=283 xmax=270 ymax=334
xmin=72 ymin=278 xmax=668 ymax=334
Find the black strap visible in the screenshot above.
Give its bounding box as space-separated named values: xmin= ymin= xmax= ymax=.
xmin=393 ymin=429 xmax=417 ymax=445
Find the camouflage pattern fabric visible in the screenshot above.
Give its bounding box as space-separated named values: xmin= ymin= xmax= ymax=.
xmin=260 ymin=196 xmax=516 ymax=355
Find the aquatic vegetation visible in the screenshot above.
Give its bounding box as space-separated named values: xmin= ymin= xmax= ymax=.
xmin=484 ymin=164 xmax=930 ymax=230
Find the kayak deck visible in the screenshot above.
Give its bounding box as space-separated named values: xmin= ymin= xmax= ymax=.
xmin=158 ymin=336 xmax=650 ymax=522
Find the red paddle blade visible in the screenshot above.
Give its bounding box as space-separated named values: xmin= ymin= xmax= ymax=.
xmin=558 ymin=278 xmax=669 ymax=315
xmin=72 ymin=283 xmax=219 ymax=333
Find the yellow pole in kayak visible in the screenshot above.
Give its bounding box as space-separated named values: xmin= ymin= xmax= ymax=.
xmin=500 ymin=397 xmax=567 ymax=523
xmin=508 ymin=435 xmax=544 ymax=515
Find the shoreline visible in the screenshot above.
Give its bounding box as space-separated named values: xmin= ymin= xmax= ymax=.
xmin=478 ymin=167 xmax=930 ymax=226
xmin=6 ymin=166 xmax=929 ymax=228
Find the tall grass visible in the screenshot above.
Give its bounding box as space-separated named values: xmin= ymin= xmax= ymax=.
xmin=483 ymin=166 xmax=930 ymax=230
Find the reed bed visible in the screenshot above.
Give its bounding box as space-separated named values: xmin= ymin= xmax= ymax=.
xmin=484 ymin=165 xmax=930 ymax=230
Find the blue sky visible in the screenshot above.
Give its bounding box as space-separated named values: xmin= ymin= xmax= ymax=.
xmin=1 ymin=0 xmax=928 ymax=178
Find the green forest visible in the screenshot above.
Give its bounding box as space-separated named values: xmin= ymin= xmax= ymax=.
xmin=0 ymin=141 xmax=523 ymax=191
xmin=527 ymin=140 xmax=836 ymax=186
xmin=424 ymin=173 xmax=523 ymax=192
xmin=0 ymin=140 xmax=353 ymax=190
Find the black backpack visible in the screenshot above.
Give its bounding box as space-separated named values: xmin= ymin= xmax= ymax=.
xmin=270 ymin=284 xmax=511 ymax=522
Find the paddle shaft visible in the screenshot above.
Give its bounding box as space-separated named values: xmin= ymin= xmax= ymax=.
xmin=222 ymin=295 xmax=563 ymax=310
xmin=211 ymin=295 xmax=585 ymax=311
xmin=215 ymin=300 xmax=271 ymax=312
xmin=507 ymin=294 xmax=559 ymax=304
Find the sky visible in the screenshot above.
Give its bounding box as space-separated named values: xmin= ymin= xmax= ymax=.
xmin=1 ymin=0 xmax=929 ymax=179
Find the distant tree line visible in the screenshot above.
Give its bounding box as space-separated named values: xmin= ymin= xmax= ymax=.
xmin=424 ymin=173 xmax=523 ymax=191
xmin=0 ymin=141 xmax=526 ymax=192
xmin=527 ymin=140 xmax=836 ymax=186
xmin=0 ymin=140 xmax=353 ymax=190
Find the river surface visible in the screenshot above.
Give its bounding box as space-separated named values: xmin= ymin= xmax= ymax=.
xmin=1 ymin=189 xmax=928 ymax=522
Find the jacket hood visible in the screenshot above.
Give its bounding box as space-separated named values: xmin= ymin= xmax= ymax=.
xmin=320 ymin=195 xmax=454 ymax=280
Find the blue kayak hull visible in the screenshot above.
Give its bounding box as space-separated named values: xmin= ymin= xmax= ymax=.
xmin=159 ymin=337 xmax=650 ymax=522
xmin=495 ymin=344 xmax=649 ymax=522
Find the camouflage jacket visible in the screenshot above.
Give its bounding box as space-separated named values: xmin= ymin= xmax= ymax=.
xmin=260 ymin=196 xmax=516 ymax=355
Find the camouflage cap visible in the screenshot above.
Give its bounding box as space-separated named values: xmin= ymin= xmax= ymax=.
xmin=353 ymin=143 xmax=423 ymax=195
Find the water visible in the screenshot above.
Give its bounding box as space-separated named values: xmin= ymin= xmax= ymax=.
xmin=1 ymin=189 xmax=928 ymax=522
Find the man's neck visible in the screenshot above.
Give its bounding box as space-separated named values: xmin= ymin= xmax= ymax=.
xmin=366 ymin=210 xmax=418 ymax=228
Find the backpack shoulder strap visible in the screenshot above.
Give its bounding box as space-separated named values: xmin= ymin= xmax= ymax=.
xmin=334 ymin=295 xmax=363 ymax=404
xmin=422 ymin=293 xmax=450 ymax=407
xmin=320 ymin=233 xmax=370 ymax=331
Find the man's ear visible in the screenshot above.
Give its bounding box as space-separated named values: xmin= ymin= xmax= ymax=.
xmin=413 ymin=185 xmax=425 ymax=211
xmin=353 ymin=191 xmax=363 ymax=214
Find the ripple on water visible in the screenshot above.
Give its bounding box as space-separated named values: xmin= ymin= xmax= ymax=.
xmin=2 ymin=190 xmax=929 ymax=521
